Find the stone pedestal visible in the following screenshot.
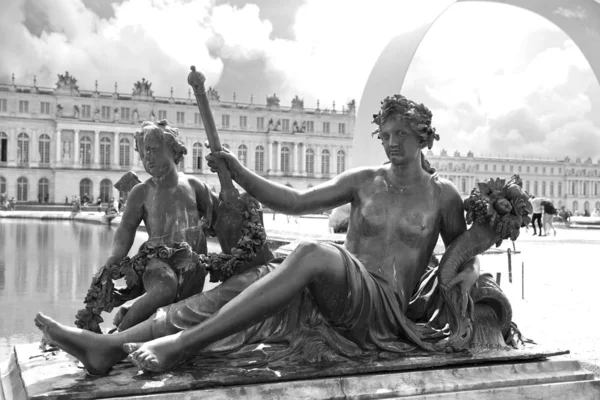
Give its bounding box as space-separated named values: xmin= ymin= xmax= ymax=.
xmin=1 ymin=343 xmax=599 ymax=399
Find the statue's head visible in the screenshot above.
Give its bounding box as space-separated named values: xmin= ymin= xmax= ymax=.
xmin=372 ymin=95 xmax=439 ymax=148
xmin=135 ymin=120 xmax=187 ymax=178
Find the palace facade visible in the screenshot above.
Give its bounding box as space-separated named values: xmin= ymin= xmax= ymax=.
xmin=427 ymin=150 xmax=600 ymax=214
xmin=0 ymin=73 xmax=356 ymax=204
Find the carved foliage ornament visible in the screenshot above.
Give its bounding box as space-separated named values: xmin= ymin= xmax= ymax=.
xmin=55 ymin=71 xmax=79 ymax=91
xmin=132 ymin=78 xmax=153 ymax=97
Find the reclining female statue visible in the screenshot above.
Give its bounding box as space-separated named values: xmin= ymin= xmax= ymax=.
xmin=35 ymin=94 xmax=513 ymax=374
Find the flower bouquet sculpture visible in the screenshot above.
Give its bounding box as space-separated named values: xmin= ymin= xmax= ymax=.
xmin=431 ymin=175 xmax=532 ymax=352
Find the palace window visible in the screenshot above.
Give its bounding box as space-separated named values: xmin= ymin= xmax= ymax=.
xmin=493 ymin=165 xmax=497 ymax=172
xmin=583 ymin=183 xmax=588 ymax=196
xmin=279 ymin=146 xmax=289 ymax=174
xmin=176 ymin=111 xmax=185 ymax=124
xmin=595 ymin=183 xmax=599 ymax=196
xmin=38 ymin=178 xmax=49 ymax=201
xmin=525 ymin=181 xmax=530 ymax=193
xmin=501 ymin=165 xmax=505 ymax=172
xmin=572 ymin=182 xmax=576 ymax=195
xmin=534 ymin=181 xmax=538 ymax=194
xmin=119 ymin=138 xmax=131 ymax=167
xmin=0 ymin=99 xmax=6 ymax=112
xmin=323 ymin=122 xmax=330 ymax=133
xmin=0 ymin=132 xmax=8 ymax=163
xmin=461 ymin=179 xmax=467 ymax=194
xmin=256 ymin=117 xmax=264 ymax=130
xmin=510 ymin=165 xmax=514 ymax=172
xmin=222 ymin=114 xmax=230 ymax=128
xmin=551 ymin=167 xmax=554 ymax=174
xmin=79 ymin=178 xmax=92 ymax=199
xmin=543 ymin=167 xmax=546 ymax=174
xmin=306 ymin=149 xmax=315 ymax=174
xmin=38 ymin=134 xmax=50 ymax=165
xmin=240 ymin=116 xmax=248 ymax=129
xmin=337 ymin=150 xmax=346 ymax=174
xmin=550 ymin=182 xmax=554 ymax=196
xmin=100 ymin=179 xmax=112 ymax=202
xmin=40 ymin=102 xmax=50 ymax=115
xmin=80 ymin=136 xmax=92 ymax=166
xmin=193 ymin=142 xmax=203 ymax=171
xmin=518 ymin=166 xmax=522 ymax=173
xmin=0 ymin=176 xmax=5 ymax=194
xmin=305 ymin=121 xmax=314 ymax=132
xmin=282 ymin=119 xmax=290 ymax=132
xmin=17 ymin=177 xmax=28 ymax=201
xmin=559 ymin=168 xmax=562 ymax=174
xmin=100 ymin=137 xmax=111 ymax=167
xmin=338 ymin=123 xmax=346 ymax=134
xmin=238 ymin=144 xmax=248 ymax=167
xmin=17 ymin=132 xmax=29 ymax=164
xmin=535 ymin=166 xmax=539 ymax=173
xmin=484 ymin=164 xmax=488 ymax=171
xmin=321 ymin=149 xmax=330 ymax=174
xmin=527 ymin=166 xmax=530 ymax=173
xmin=101 ymin=106 xmax=111 ymax=120
xmin=194 ymin=113 xmax=202 ymax=125
xmin=120 ymin=107 xmax=130 ymax=121
xmin=558 ymin=182 xmax=562 ymax=196
xmin=82 ymin=105 xmax=91 ymax=118
xmin=19 ymin=100 xmax=29 ymax=113
xmin=158 ymin=110 xmax=167 ymax=120
xmin=542 ymin=181 xmax=546 ymax=196
xmin=254 ymin=145 xmax=264 ymax=172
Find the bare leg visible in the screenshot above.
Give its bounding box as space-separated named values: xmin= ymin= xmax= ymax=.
xmin=127 ymin=242 xmax=350 ymax=372
xmin=117 ymin=260 xmax=178 ymax=331
xmin=34 ymin=313 xmax=156 ymax=375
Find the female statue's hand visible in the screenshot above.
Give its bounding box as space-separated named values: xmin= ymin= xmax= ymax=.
xmin=205 ymin=145 xmax=241 ymax=176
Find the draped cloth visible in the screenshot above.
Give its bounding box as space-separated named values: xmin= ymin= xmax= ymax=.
xmin=149 ymin=243 xmax=460 ymax=362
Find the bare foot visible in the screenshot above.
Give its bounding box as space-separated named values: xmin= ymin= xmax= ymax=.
xmin=124 ymin=334 xmax=185 ymax=372
xmin=34 ymin=312 xmax=125 ymax=375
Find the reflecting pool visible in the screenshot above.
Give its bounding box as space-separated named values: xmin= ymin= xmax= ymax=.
xmin=0 ymin=219 xmax=219 ymax=361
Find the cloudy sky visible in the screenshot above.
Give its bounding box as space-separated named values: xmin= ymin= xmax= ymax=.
xmin=1 ymin=0 xmax=599 ymax=159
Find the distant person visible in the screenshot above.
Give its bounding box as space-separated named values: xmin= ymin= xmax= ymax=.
xmin=44 ymin=193 xmax=49 ymax=203
xmin=70 ymin=198 xmax=81 ymax=219
xmin=96 ymin=196 xmax=103 ymax=212
xmin=584 ymin=209 xmax=590 ymax=217
xmin=558 ymin=205 xmax=572 ymax=224
xmin=0 ymin=193 xmax=7 ymax=210
xmin=8 ymin=197 xmax=16 ymax=211
xmin=82 ymin=193 xmax=91 ymax=206
xmin=65 ymin=196 xmax=69 ymax=205
xmin=593 ymin=207 xmax=600 ymax=217
xmin=530 ymin=195 xmax=543 ymax=236
xmin=38 ymin=193 xmax=43 ymax=203
xmin=541 ymin=199 xmax=557 ymax=236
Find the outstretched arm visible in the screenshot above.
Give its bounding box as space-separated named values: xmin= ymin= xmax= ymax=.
xmin=105 ymin=184 xmax=145 ymax=266
xmin=207 ymin=150 xmax=359 ymax=215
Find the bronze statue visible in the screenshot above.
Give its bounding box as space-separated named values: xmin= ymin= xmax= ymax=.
xmin=74 ymin=120 xmax=230 ymax=334
xmin=34 ymin=93 xmax=522 ymax=375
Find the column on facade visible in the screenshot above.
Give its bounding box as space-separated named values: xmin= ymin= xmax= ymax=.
xmin=274 ymin=140 xmax=280 ymax=174
xmin=30 ymin=129 xmax=39 ymax=167
xmin=55 ymin=129 xmax=62 ymax=164
xmin=93 ymin=130 xmax=100 ymax=167
xmin=298 ymin=143 xmax=306 ymax=175
xmin=290 ymin=142 xmax=297 ymax=175
xmin=248 ymin=141 xmax=256 ymax=172
xmin=267 ymin=140 xmax=273 ymax=173
xmin=113 ymin=131 xmax=120 ymax=168
xmin=133 ymin=142 xmax=140 ymax=170
xmin=315 ymin=144 xmax=322 ymax=176
xmin=73 ymin=130 xmax=80 ymax=166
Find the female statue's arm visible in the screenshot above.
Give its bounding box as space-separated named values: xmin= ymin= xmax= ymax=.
xmin=207 ymin=150 xmax=358 ymax=215
xmin=438 ymin=180 xmax=480 ymax=317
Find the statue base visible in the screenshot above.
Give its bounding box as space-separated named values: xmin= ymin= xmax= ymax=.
xmin=2 ymin=343 xmax=599 ymax=399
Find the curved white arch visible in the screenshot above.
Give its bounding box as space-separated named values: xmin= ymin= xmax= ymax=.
xmin=351 ymin=0 xmax=600 ymax=168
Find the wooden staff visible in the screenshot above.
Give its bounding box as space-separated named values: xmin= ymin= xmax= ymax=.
xmin=187 ymin=65 xmax=239 ymax=202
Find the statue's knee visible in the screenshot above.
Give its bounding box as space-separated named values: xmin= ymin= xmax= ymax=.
xmin=293 ymin=240 xmax=322 ymax=257
xmin=143 ymin=259 xmax=178 ymax=298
